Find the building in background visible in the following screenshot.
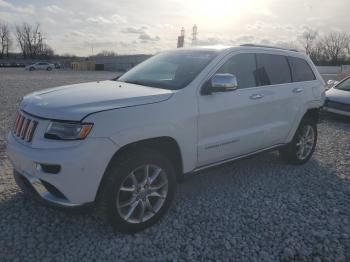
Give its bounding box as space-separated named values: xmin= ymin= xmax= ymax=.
xmin=192 ymin=24 xmax=198 ymax=46
xmin=177 ymin=27 xmax=185 ymax=48
xmin=71 ymin=54 xmax=152 ymax=72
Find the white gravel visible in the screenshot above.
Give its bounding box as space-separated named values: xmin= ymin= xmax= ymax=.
xmin=1 ymin=68 xmax=350 ymax=261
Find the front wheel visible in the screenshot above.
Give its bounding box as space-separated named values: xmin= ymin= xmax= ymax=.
xmin=279 ymin=118 xmax=317 ymax=165
xmin=97 ymin=148 xmax=177 ymax=233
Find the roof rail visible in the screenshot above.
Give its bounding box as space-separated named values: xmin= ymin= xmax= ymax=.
xmin=240 ymin=44 xmax=299 ymax=52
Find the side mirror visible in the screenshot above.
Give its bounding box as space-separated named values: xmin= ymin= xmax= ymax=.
xmin=327 ymin=80 xmax=340 ymax=86
xmin=327 ymin=80 xmax=335 ymax=85
xmin=201 ymin=74 xmax=238 ymax=95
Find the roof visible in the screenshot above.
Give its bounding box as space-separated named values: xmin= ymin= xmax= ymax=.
xmin=240 ymin=44 xmax=299 ymax=52
xmin=175 ymin=44 xmax=299 ymax=53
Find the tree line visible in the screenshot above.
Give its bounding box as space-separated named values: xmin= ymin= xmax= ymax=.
xmin=0 ymin=22 xmax=54 ymax=59
xmin=299 ymin=29 xmax=350 ymax=66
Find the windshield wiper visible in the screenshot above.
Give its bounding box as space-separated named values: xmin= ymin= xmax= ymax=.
xmin=111 ymin=72 xmax=124 ymax=81
xmin=122 ymin=80 xmax=152 ymax=87
xmin=122 ymin=80 xmax=169 ymax=89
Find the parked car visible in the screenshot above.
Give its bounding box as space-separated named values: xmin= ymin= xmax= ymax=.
xmin=326 ymin=79 xmax=340 ymax=90
xmin=54 ymin=63 xmax=63 ymax=69
xmin=7 ymin=45 xmax=325 ymax=233
xmin=324 ymin=76 xmax=350 ymax=117
xmin=25 ymin=62 xmax=54 ymax=71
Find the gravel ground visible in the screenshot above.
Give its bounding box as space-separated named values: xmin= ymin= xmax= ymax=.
xmin=1 ymin=68 xmax=350 ymax=261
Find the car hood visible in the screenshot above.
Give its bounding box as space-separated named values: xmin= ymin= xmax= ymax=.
xmin=326 ymin=87 xmax=350 ymax=104
xmin=20 ymin=80 xmax=174 ymax=121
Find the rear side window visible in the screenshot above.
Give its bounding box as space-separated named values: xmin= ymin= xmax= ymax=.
xmin=256 ymin=54 xmax=291 ymax=86
xmin=288 ymin=56 xmax=316 ymax=82
xmin=217 ymin=53 xmax=257 ymax=89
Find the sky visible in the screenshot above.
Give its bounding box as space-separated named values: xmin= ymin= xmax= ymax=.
xmin=0 ymin=0 xmax=349 ymax=56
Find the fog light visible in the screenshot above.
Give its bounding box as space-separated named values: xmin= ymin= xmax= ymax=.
xmin=36 ymin=163 xmax=61 ymax=174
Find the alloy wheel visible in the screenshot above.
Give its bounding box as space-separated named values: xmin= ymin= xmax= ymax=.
xmin=116 ymin=164 xmax=168 ymax=224
xmin=296 ymin=125 xmax=315 ymax=160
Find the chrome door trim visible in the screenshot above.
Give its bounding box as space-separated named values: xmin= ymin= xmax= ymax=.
xmin=191 ymin=144 xmax=285 ymax=173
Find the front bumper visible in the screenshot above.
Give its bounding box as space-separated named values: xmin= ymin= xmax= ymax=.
xmin=7 ymin=132 xmax=119 ymax=207
xmin=14 ymin=170 xmax=85 ymax=208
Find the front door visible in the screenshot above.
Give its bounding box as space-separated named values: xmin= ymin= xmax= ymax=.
xmin=197 ymin=52 xmax=277 ymax=166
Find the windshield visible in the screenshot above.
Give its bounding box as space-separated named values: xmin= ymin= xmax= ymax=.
xmin=335 ymin=77 xmax=350 ymax=91
xmin=117 ymin=50 xmax=218 ymax=90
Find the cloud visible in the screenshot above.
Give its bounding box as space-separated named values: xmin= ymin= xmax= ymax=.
xmin=69 ymin=30 xmax=86 ymax=37
xmin=0 ymin=0 xmax=11 ymax=8
xmin=247 ymin=20 xmax=275 ymax=31
xmin=253 ymin=7 xmax=277 ymax=18
xmin=0 ymin=0 xmax=34 ymax=14
xmin=121 ymin=27 xmax=146 ymax=34
xmin=139 ymin=33 xmax=160 ymax=42
xmin=87 ymin=14 xmax=126 ymax=25
xmin=121 ymin=26 xmax=159 ymax=43
xmin=232 ymin=35 xmax=256 ymax=44
xmin=195 ymin=37 xmax=225 ymax=46
xmin=44 ymin=5 xmax=65 ymax=14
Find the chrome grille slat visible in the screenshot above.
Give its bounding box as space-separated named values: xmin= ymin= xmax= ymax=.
xmin=14 ymin=112 xmax=20 ymax=130
xmin=26 ymin=121 xmax=38 ymax=142
xmin=16 ymin=115 xmax=25 ymax=136
xmin=20 ymin=119 xmax=30 ymax=138
xmin=13 ymin=112 xmax=38 ymax=142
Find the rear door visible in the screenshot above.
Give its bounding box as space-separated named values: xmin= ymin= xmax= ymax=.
xmin=254 ymin=53 xmax=305 ymax=147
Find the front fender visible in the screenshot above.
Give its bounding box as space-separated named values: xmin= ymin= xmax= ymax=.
xmin=84 ymin=98 xmax=198 ymax=173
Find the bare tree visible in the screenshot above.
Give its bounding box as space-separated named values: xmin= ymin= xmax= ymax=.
xmin=300 ymin=29 xmax=350 ymax=65
xmin=94 ymin=50 xmax=118 ymax=57
xmin=0 ymin=22 xmax=11 ymax=58
xmin=15 ymin=23 xmax=54 ymax=58
xmin=321 ymin=32 xmax=349 ymax=64
xmin=308 ymin=40 xmax=326 ymax=63
xmin=299 ymin=28 xmax=318 ymax=55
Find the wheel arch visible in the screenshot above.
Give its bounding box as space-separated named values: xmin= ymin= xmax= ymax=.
xmin=287 ymin=107 xmax=320 ymax=143
xmin=95 ymin=136 xmax=183 ymax=201
xmin=303 ymin=107 xmax=320 ymax=124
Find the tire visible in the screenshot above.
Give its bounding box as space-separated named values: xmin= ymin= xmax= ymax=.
xmin=47 ymin=67 xmax=52 ymax=71
xmin=97 ymin=148 xmax=177 ymax=233
xmin=279 ymin=118 xmax=317 ymax=165
xmin=29 ymin=67 xmax=35 ymax=71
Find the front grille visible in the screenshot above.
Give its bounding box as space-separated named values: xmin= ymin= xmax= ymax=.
xmin=13 ymin=112 xmax=38 ymax=142
xmin=325 ymin=100 xmax=350 ymax=112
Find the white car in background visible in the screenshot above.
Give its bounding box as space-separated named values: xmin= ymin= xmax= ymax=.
xmin=25 ymin=62 xmax=54 ymax=71
xmin=7 ymin=45 xmax=325 ymax=233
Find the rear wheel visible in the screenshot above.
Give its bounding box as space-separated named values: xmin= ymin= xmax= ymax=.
xmin=97 ymin=148 xmax=177 ymax=233
xmin=279 ymin=118 xmax=317 ymax=165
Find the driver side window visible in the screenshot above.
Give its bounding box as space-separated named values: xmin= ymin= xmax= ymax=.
xmin=217 ymin=53 xmax=257 ymax=89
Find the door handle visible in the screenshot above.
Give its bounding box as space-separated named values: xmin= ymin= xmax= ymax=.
xmin=250 ymin=94 xmax=264 ymax=100
xmin=293 ymin=87 xmax=303 ymax=93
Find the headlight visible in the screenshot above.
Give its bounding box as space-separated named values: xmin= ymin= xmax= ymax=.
xmin=45 ymin=121 xmax=93 ymax=140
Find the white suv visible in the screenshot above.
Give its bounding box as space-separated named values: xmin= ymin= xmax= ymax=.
xmin=7 ymin=45 xmax=325 ymax=232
